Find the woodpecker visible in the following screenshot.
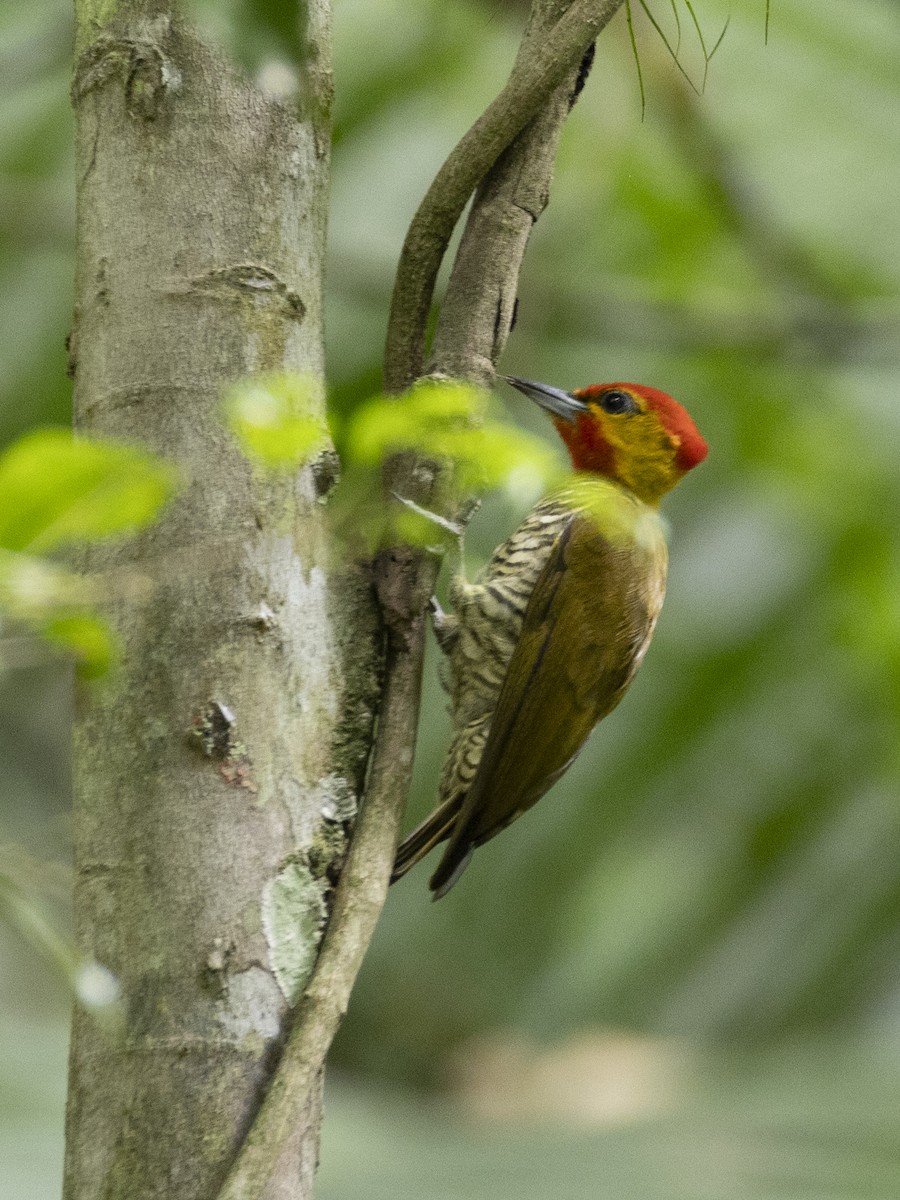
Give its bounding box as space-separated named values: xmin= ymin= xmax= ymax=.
xmin=392 ymin=375 xmax=708 ymax=899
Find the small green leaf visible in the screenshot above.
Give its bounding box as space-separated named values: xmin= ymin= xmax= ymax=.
xmin=225 ymin=373 xmax=329 ymax=468
xmin=0 ymin=549 xmax=93 ymax=619
xmin=345 ymin=381 xmax=488 ymax=466
xmin=440 ymin=423 xmax=564 ymax=494
xmin=43 ymin=613 xmax=116 ymax=679
xmin=345 ymin=381 xmax=562 ymax=498
xmin=0 ymin=429 xmax=177 ymax=554
xmin=0 ymin=550 xmax=115 ymax=677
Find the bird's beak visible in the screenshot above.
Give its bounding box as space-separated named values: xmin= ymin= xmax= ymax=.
xmin=503 ymin=375 xmax=588 ymax=424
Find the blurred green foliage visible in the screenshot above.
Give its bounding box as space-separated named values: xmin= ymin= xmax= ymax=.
xmin=318 ymin=1037 xmax=900 ymax=1200
xmin=344 ymin=379 xmax=562 ymax=494
xmin=227 ymin=372 xmax=561 ymax=496
xmin=0 ymin=429 xmax=176 ymax=676
xmin=321 ymin=0 xmax=900 ymax=1087
xmin=0 ymin=429 xmax=175 ymax=553
xmin=2 ymin=0 xmax=900 ymax=1196
xmin=225 ymin=372 xmax=329 ymax=468
xmin=224 ymin=372 xmax=562 ymax=554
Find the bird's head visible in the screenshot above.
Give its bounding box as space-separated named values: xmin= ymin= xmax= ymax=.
xmin=505 ymin=376 xmax=708 ymax=505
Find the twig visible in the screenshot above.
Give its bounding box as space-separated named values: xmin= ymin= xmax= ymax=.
xmin=682 ymin=1 xmax=729 ymax=92
xmin=636 ymin=0 xmax=700 ymax=98
xmin=669 ymin=0 xmax=682 ymax=56
xmin=625 ymin=2 xmax=647 ymax=119
xmin=215 ymin=556 xmax=434 ymax=1200
xmin=384 ymin=0 xmax=626 ymax=393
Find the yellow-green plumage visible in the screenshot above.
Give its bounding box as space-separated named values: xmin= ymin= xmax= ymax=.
xmin=393 ymin=478 xmax=667 ymax=898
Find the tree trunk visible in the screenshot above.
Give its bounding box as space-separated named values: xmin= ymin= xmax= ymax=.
xmin=64 ymin=6 xmax=379 ymax=1198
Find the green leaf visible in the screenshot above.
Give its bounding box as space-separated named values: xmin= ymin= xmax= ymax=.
xmin=43 ymin=613 xmax=116 ymax=679
xmin=0 ymin=549 xmax=93 ymax=618
xmin=345 ymin=381 xmax=563 ymax=498
xmin=439 ymin=422 xmax=563 ymax=495
xmin=0 ymin=550 xmax=114 ymax=677
xmin=345 ymin=380 xmax=486 ymax=465
xmin=225 ymin=373 xmax=329 ymax=468
xmin=0 ymin=429 xmax=177 ymax=554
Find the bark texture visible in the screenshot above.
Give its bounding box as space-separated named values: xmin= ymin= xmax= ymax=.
xmin=65 ymin=6 xmax=380 ymax=1199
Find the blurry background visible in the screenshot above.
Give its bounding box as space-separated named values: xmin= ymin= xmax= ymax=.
xmin=3 ymin=0 xmax=900 ymax=1196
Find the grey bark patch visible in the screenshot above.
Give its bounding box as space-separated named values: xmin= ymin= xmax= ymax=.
xmin=318 ymin=773 xmax=357 ymax=823
xmin=175 ymin=264 xmax=306 ymax=322
xmin=220 ymin=966 xmax=283 ymax=1042
xmin=72 ymin=17 xmax=181 ymax=118
xmin=261 ymin=862 xmax=328 ymax=1005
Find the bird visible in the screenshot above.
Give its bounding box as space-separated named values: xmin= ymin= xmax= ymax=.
xmin=391 ymin=374 xmax=708 ymax=899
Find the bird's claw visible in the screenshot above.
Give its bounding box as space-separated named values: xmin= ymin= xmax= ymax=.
xmin=429 ymin=596 xmax=458 ymax=653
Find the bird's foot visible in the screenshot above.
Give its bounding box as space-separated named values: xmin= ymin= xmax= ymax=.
xmin=429 ymin=596 xmax=459 ymax=654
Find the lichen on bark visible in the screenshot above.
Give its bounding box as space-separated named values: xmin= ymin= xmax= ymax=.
xmin=262 ymin=861 xmax=329 ymax=1005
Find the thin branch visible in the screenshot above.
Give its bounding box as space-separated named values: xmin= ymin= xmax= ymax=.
xmin=669 ymin=0 xmax=682 ymax=56
xmin=636 ymin=0 xmax=700 ymax=98
xmin=683 ymin=1 xmax=708 ymax=59
xmin=707 ymin=16 xmax=730 ymax=69
xmin=683 ymin=0 xmax=728 ymax=92
xmin=215 ymin=560 xmax=433 ymax=1200
xmin=625 ymin=2 xmax=647 ymax=119
xmin=383 ymin=0 xmax=626 ymax=393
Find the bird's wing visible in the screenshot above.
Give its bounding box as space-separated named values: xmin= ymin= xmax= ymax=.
xmin=429 ymin=508 xmax=665 ymax=896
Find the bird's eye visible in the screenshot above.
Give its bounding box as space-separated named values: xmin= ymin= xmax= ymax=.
xmin=598 ymin=390 xmax=639 ymax=415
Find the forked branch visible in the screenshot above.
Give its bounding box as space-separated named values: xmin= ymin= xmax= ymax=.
xmin=384 ymin=0 xmax=626 ymax=392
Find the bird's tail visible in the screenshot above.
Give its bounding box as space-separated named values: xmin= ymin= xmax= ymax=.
xmin=391 ymin=795 xmax=461 ymax=883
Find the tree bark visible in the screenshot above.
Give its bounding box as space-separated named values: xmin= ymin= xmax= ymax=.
xmin=64 ymin=5 xmax=381 ymax=1199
